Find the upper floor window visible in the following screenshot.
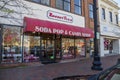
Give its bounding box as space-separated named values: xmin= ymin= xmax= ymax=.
xmin=74 ymin=0 xmax=82 ymax=15
xmin=56 ymin=0 xmax=70 ymax=12
xmin=89 ymin=4 xmax=93 ymax=19
xmin=101 ymin=8 xmax=105 ymax=20
xmin=109 ymin=11 xmax=112 ymax=22
xmin=116 ymin=15 xmax=118 ymax=24
xmin=32 ymin=0 xmax=50 ymax=6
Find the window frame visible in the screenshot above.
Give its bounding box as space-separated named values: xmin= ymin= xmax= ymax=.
xmin=31 ymin=0 xmax=50 ymax=6
xmin=56 ymin=0 xmax=71 ymax=12
xmin=109 ymin=11 xmax=113 ymax=22
xmin=2 ymin=24 xmax=23 ymax=63
xmin=74 ymin=0 xmax=82 ymax=15
xmin=89 ymin=4 xmax=93 ymax=19
xmin=116 ymin=14 xmax=118 ymax=24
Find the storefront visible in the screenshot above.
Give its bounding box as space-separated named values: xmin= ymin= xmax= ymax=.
xmin=100 ymin=25 xmax=120 ymax=56
xmin=0 ymin=17 xmax=93 ymax=63
xmin=0 ymin=1 xmax=94 ymax=63
xmin=22 ymin=17 xmax=94 ymax=63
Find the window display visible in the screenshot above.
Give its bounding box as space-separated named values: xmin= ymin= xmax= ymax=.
xmin=62 ymin=38 xmax=85 ymax=59
xmin=75 ymin=39 xmax=85 ymax=57
xmin=1 ymin=26 xmax=87 ymax=63
xmin=2 ymin=26 xmax=22 ymax=63
xmin=62 ymin=38 xmax=74 ymax=59
xmin=23 ymin=36 xmax=40 ymax=62
xmin=104 ymin=38 xmax=113 ymax=50
xmin=104 ymin=38 xmax=113 ymax=53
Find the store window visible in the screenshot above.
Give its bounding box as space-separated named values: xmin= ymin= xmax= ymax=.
xmin=23 ymin=36 xmax=40 ymax=62
xmin=89 ymin=4 xmax=93 ymax=19
xmin=2 ymin=26 xmax=22 ymax=63
xmin=104 ymin=38 xmax=113 ymax=52
xmin=32 ymin=0 xmax=50 ymax=6
xmin=75 ymin=39 xmax=85 ymax=57
xmin=62 ymin=38 xmax=74 ymax=59
xmin=62 ymin=38 xmax=85 ymax=59
xmin=56 ymin=0 xmax=71 ymax=12
xmin=74 ymin=0 xmax=82 ymax=15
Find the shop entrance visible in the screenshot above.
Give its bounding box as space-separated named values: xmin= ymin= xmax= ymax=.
xmin=23 ymin=33 xmax=62 ymax=63
xmin=40 ymin=37 xmax=55 ymax=63
xmin=40 ymin=34 xmax=61 ymax=63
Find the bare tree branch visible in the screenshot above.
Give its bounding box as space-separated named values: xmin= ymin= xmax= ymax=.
xmin=0 ymin=0 xmax=11 ymax=10
xmin=0 ymin=0 xmax=33 ymax=24
xmin=0 ymin=0 xmax=42 ymax=25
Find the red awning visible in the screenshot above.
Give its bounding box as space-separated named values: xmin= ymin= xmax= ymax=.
xmin=24 ymin=17 xmax=94 ymax=38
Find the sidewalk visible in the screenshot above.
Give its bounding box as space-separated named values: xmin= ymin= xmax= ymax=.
xmin=0 ymin=55 xmax=120 ymax=80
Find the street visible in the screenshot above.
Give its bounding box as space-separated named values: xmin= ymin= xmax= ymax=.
xmin=0 ymin=55 xmax=120 ymax=80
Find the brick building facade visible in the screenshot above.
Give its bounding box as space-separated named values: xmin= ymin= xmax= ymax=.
xmin=0 ymin=0 xmax=94 ymax=64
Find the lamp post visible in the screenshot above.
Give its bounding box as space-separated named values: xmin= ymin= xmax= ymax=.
xmin=91 ymin=0 xmax=103 ymax=70
xmin=0 ymin=24 xmax=2 ymax=63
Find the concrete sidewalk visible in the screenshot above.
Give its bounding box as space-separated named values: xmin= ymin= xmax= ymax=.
xmin=0 ymin=55 xmax=120 ymax=80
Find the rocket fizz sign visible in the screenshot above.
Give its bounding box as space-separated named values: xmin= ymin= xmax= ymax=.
xmin=47 ymin=10 xmax=73 ymax=23
xmin=34 ymin=26 xmax=91 ymax=37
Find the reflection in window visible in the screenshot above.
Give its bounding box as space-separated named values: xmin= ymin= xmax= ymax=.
xmin=64 ymin=0 xmax=70 ymax=11
xmin=2 ymin=26 xmax=22 ymax=63
xmin=56 ymin=0 xmax=70 ymax=11
xmin=23 ymin=36 xmax=40 ymax=62
xmin=56 ymin=0 xmax=63 ymax=9
xmin=74 ymin=0 xmax=82 ymax=15
xmin=62 ymin=38 xmax=85 ymax=59
xmin=89 ymin=4 xmax=93 ymax=19
xmin=32 ymin=0 xmax=40 ymax=3
xmin=41 ymin=0 xmax=50 ymax=5
xmin=62 ymin=38 xmax=74 ymax=59
xmin=32 ymin=0 xmax=50 ymax=6
xmin=75 ymin=39 xmax=85 ymax=57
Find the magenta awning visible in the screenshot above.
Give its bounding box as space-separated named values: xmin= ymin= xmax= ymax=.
xmin=24 ymin=17 xmax=94 ymax=38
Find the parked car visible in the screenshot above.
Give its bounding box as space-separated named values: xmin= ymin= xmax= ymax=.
xmin=88 ymin=60 xmax=120 ymax=80
xmin=53 ymin=75 xmax=91 ymax=80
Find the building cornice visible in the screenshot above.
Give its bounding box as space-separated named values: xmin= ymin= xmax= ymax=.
xmin=101 ymin=0 xmax=120 ymax=10
xmin=100 ymin=4 xmax=106 ymax=8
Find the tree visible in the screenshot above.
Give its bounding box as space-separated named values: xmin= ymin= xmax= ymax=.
xmin=0 ymin=0 xmax=33 ymax=24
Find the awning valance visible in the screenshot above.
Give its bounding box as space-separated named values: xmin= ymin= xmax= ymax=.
xmin=24 ymin=17 xmax=94 ymax=38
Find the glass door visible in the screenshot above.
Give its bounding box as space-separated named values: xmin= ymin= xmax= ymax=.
xmin=55 ymin=35 xmax=61 ymax=61
xmin=40 ymin=37 xmax=55 ymax=63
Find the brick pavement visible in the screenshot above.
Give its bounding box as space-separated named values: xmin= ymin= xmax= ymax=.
xmin=0 ymin=55 xmax=120 ymax=80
